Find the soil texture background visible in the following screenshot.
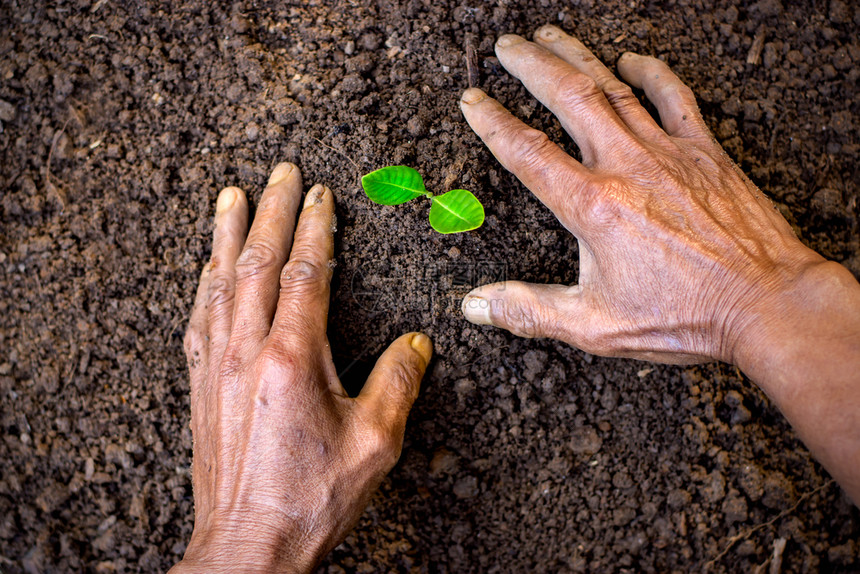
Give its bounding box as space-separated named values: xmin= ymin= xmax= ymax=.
xmin=1 ymin=0 xmax=859 ymax=572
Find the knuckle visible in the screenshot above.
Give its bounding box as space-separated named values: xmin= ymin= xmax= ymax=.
xmin=235 ymin=242 xmax=280 ymax=282
xmin=496 ymin=299 xmax=545 ymax=339
xmin=659 ymin=81 xmax=696 ymax=106
xmin=384 ymin=364 xmax=422 ymax=404
xmin=509 ymin=128 xmax=555 ymax=172
xmin=580 ymin=180 xmax=622 ymax=225
xmin=279 ymin=259 xmax=328 ymax=293
xmin=602 ymin=79 xmax=638 ymax=109
xmin=218 ymin=347 xmax=245 ymax=380
xmin=362 ymin=424 xmax=400 ymax=467
xmin=206 ymin=269 xmax=235 ymax=310
xmin=554 ymin=71 xmax=601 ymax=109
xmin=258 ymin=345 xmax=304 ymax=381
xmin=183 ymin=329 xmax=203 ymax=357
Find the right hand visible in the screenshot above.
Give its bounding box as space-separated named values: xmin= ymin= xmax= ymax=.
xmin=458 ymin=25 xmax=827 ymax=366
xmin=460 ymin=25 xmax=860 ymax=505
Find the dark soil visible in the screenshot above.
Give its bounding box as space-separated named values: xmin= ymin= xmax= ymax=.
xmin=1 ymin=0 xmax=859 ymax=572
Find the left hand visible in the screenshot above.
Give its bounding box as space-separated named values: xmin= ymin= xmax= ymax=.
xmin=170 ymin=163 xmax=433 ymax=574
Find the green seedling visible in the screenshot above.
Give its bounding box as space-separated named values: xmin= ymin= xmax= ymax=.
xmin=361 ymin=166 xmax=484 ymax=234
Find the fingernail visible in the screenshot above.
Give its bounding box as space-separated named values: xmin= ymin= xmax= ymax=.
xmin=536 ymin=24 xmax=563 ymax=41
xmin=216 ymin=187 xmax=238 ymax=213
xmin=461 ymin=295 xmax=492 ymax=326
xmin=304 ymin=184 xmax=326 ymax=208
xmin=410 ymin=333 xmax=433 ymax=362
xmin=267 ymin=162 xmax=295 ymax=186
xmin=496 ymin=34 xmax=525 ymax=48
xmin=461 ymin=87 xmax=486 ymax=105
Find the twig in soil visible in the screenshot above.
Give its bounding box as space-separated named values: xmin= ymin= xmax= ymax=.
xmin=705 ymin=479 xmax=833 ymax=570
xmin=751 ymin=537 xmax=787 ymax=574
xmin=442 ymin=153 xmax=468 ymax=191
xmin=46 ymin=118 xmax=72 ymax=210
xmin=464 ymin=34 xmax=479 ymax=89
xmin=769 ymin=537 xmax=787 ymax=574
xmin=746 ymin=25 xmax=766 ymax=66
xmin=312 ymin=136 xmax=360 ymax=175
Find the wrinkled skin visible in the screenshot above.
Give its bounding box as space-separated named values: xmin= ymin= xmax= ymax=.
xmin=171 ymin=164 xmax=432 ymax=574
xmin=460 ymin=26 xmax=860 ymax=504
xmin=459 ymin=27 xmax=822 ymax=364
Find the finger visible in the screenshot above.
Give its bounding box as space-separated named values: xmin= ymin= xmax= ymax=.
xmin=460 ymin=88 xmax=593 ymax=236
xmin=185 ymin=262 xmax=211 ymax=425
xmin=616 ymin=52 xmax=708 ymax=139
xmin=207 ymin=186 xmax=248 ymax=368
xmin=461 ymin=281 xmax=593 ymax=343
xmin=533 ymin=25 xmax=662 ymax=140
xmin=357 ymin=332 xmax=432 ymax=440
xmin=268 ymin=184 xmax=336 ymax=349
xmin=233 ymin=162 xmax=303 ymax=342
xmin=494 ymin=34 xmax=630 ymax=164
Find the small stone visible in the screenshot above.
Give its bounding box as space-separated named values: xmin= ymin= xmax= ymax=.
xmin=612 ymin=471 xmax=634 ymax=489
xmin=339 ymin=74 xmax=365 ymax=94
xmin=762 ymin=472 xmax=795 ymax=509
xmin=344 ymin=40 xmax=355 ymax=55
xmin=454 ymin=378 xmax=475 ymax=397
xmin=570 ymin=426 xmax=602 ymax=454
xmin=828 ymin=0 xmax=851 ymax=24
xmin=230 ymin=14 xmax=251 ymax=34
xmin=751 ymin=0 xmax=783 ymax=18
xmin=0 ymin=99 xmax=15 ymax=122
xmin=244 ymin=121 xmax=260 ymax=141
xmin=722 ymin=490 xmax=749 ymax=524
xmin=406 ymin=115 xmax=426 ymax=137
xmin=429 ymin=448 xmax=459 ymax=476
xmin=453 ymin=475 xmax=479 ymax=499
xmin=702 ymin=470 xmax=726 ymax=503
xmin=667 ymin=488 xmax=691 ymax=509
xmin=359 ymin=32 xmax=382 ymax=51
xmin=743 ymin=101 xmax=762 ymax=122
xmin=811 ymin=188 xmax=845 ymax=220
xmin=600 ymin=385 xmax=619 ymax=411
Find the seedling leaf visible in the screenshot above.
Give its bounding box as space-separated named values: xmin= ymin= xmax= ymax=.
xmin=361 ymin=165 xmax=427 ymax=205
xmin=429 ymin=189 xmax=485 ymax=234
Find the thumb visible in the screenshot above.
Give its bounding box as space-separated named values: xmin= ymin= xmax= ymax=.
xmin=357 ymin=332 xmax=433 ymax=434
xmin=461 ymin=281 xmax=589 ymax=341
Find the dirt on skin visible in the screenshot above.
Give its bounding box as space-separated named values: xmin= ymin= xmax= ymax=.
xmin=1 ymin=0 xmax=859 ymax=572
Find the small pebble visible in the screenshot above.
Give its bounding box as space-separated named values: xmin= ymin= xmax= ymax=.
xmin=0 ymin=98 xmax=15 ymax=122
xmin=453 ymin=475 xmax=479 ymax=499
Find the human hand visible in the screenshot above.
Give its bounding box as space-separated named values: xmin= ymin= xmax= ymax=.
xmin=170 ymin=163 xmax=433 ymax=574
xmin=459 ymin=25 xmax=830 ymax=366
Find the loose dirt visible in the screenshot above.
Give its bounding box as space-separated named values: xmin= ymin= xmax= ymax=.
xmin=1 ymin=0 xmax=858 ymax=572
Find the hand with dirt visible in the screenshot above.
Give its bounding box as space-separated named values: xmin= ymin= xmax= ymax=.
xmin=170 ymin=163 xmax=433 ymax=574
xmin=459 ymin=26 xmax=860 ymax=503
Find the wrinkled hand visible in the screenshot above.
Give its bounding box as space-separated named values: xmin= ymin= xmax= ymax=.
xmin=459 ymin=25 xmax=827 ymax=365
xmin=171 ymin=163 xmax=432 ymax=574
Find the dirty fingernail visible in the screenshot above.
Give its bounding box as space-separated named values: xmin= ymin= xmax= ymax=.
xmin=461 ymin=295 xmax=492 ymax=326
xmin=304 ymin=183 xmax=327 ymax=208
xmin=268 ymin=162 xmax=295 ymax=186
xmin=461 ymin=87 xmax=486 ymax=105
xmin=536 ymin=24 xmax=563 ymax=41
xmin=496 ymin=34 xmax=525 ymax=49
xmin=216 ymin=187 xmax=238 ymax=213
xmin=410 ymin=333 xmax=433 ymax=363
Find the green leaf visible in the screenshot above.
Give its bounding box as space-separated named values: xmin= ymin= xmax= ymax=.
xmin=429 ymin=189 xmax=485 ymax=234
xmin=361 ymin=166 xmax=427 ymax=205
